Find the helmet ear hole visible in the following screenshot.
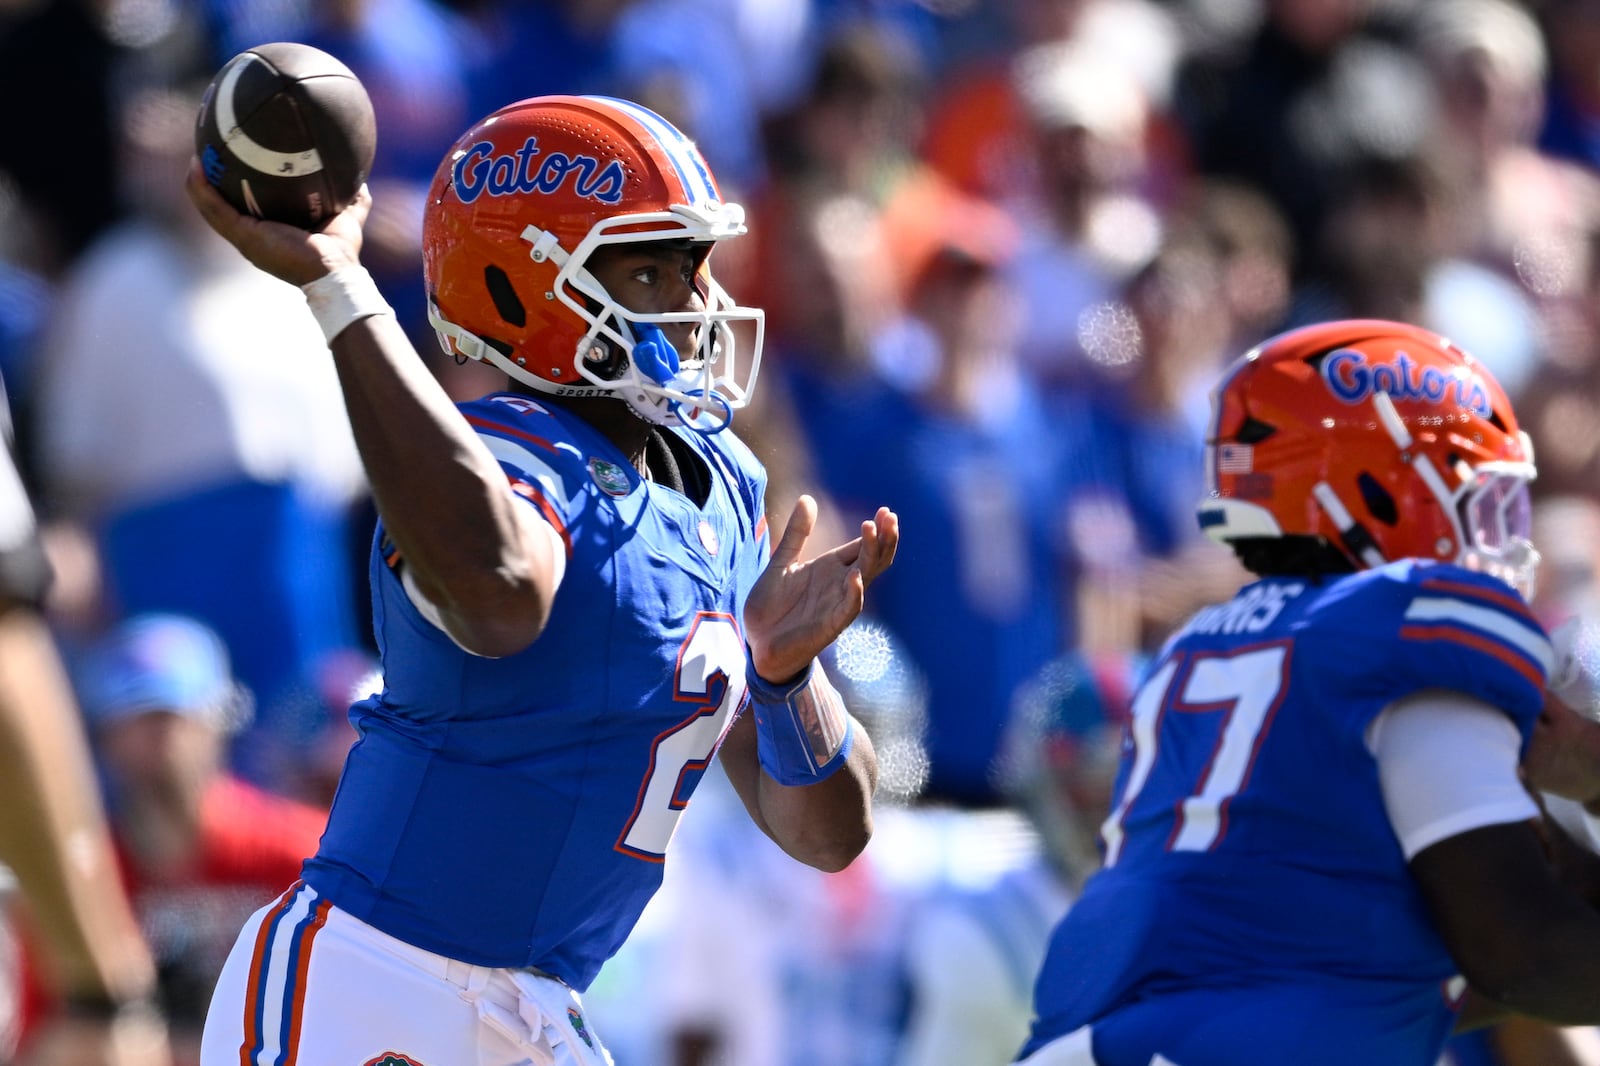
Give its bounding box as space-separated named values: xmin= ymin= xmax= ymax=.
xmin=1357 ymin=472 xmax=1399 ymax=526
xmin=1235 ymin=416 xmax=1276 ymax=444
xmin=484 ymin=265 xmax=526 ymax=328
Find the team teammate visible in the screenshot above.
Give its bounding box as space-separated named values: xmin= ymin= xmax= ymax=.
xmin=1018 ymin=319 xmax=1600 ymax=1066
xmin=187 ymin=94 xmax=897 ymax=1066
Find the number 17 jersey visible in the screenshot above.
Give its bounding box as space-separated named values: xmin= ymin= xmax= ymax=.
xmin=1021 ymin=560 xmax=1551 ymax=1066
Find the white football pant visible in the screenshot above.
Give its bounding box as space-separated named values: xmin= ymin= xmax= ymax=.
xmin=199 ymin=880 xmax=614 ymax=1066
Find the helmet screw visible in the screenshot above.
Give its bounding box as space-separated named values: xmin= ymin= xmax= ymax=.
xmin=545 ymin=292 xmax=555 ymax=301
xmin=516 ymin=356 xmax=527 ymax=366
xmin=1436 ymin=537 xmax=1452 ymax=555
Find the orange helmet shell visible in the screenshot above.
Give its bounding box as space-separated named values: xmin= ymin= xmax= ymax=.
xmin=1200 ymin=319 xmax=1534 ymax=575
xmin=421 ymin=95 xmax=762 ymax=430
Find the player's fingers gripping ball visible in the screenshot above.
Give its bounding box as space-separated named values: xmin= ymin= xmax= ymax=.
xmin=195 ymin=41 xmax=376 ymax=230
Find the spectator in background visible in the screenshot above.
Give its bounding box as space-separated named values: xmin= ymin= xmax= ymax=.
xmin=607 ymin=0 xmax=819 ymax=197
xmin=1411 ymin=0 xmax=1583 ymax=401
xmin=1173 ymin=0 xmax=1432 ymax=281
xmin=803 ymin=173 xmax=1079 ymax=805
xmin=1002 ymin=38 xmax=1162 ymax=384
xmin=1052 ymin=226 xmax=1253 ymax=655
xmin=70 ymin=614 xmax=326 ymax=1065
xmin=1532 ymin=496 xmax=1600 ymax=630
xmin=1508 ymin=217 xmax=1600 ymax=502
xmin=896 ymin=651 xmax=1141 ymax=1066
xmin=0 ymin=0 xmax=129 ymax=276
xmin=29 ymin=84 xmax=367 ymax=775
xmin=760 ymin=18 xmax=927 ymax=205
xmin=1537 ymin=0 xmax=1600 ymax=172
xmin=918 ymin=0 xmax=1180 ymax=207
xmin=0 ymin=377 xmax=167 ymax=1066
xmin=739 ymin=183 xmax=902 ymax=555
xmin=1289 ymin=154 xmax=1442 ymax=325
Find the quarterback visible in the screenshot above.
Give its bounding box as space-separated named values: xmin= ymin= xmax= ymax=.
xmin=187 ymin=94 xmax=897 ymax=1066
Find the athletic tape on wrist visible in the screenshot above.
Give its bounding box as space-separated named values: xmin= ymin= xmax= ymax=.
xmin=301 ymin=266 xmax=393 ymax=345
xmin=746 ymin=656 xmax=854 ymax=786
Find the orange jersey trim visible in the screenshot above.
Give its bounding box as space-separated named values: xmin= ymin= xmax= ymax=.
xmin=1398 ymin=623 xmax=1544 ymax=691
xmin=1419 ymin=577 xmax=1539 ymax=628
xmin=280 ymin=898 xmax=332 ymax=1066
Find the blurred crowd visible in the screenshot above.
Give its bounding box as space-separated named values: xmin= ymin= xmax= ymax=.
xmin=3 ymin=0 xmax=1600 ymax=1063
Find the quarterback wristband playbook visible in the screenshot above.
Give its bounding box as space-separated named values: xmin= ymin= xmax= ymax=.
xmin=301 ymin=266 xmax=393 ymax=345
xmin=746 ymin=654 xmax=854 ymax=786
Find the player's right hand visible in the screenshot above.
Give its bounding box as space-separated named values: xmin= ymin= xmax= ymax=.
xmin=185 ymin=159 xmax=369 ymax=287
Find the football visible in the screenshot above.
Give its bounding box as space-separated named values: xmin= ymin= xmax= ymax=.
xmin=194 ymin=42 xmax=377 ymax=230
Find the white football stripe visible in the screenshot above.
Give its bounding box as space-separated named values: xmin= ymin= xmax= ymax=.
xmin=589 ymin=95 xmax=718 ymax=204
xmin=479 ymin=434 xmax=572 ymax=514
xmin=1404 ymin=596 xmax=1554 ymax=673
xmin=217 ymin=55 xmax=325 ymax=177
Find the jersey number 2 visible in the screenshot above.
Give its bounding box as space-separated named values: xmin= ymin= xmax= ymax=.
xmin=616 ymin=613 xmax=746 ymax=860
xmin=1101 ymin=641 xmax=1291 ymax=866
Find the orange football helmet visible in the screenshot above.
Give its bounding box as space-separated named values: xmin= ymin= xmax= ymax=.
xmin=1198 ymin=319 xmax=1538 ymax=594
xmin=422 ymin=95 xmax=763 ymax=432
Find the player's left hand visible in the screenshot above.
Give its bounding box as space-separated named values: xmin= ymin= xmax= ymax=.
xmin=744 ymin=496 xmax=898 ymax=682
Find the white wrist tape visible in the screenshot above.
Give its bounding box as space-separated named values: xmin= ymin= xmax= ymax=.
xmin=301 ymin=266 xmax=393 ymax=345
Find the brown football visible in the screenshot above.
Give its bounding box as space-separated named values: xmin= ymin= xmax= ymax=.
xmin=195 ymin=42 xmax=377 ymax=230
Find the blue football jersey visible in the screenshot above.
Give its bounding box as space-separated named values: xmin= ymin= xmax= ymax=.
xmin=302 ymin=393 xmax=771 ymax=989
xmin=1021 ymin=561 xmax=1552 ymax=1066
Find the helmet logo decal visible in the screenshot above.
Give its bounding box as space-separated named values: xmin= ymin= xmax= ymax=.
xmin=453 ymin=137 xmax=625 ymax=206
xmin=1321 ymin=348 xmax=1492 ymax=418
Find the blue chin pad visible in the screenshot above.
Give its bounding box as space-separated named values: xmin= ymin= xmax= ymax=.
xmin=631 ymin=324 xmax=681 ymax=385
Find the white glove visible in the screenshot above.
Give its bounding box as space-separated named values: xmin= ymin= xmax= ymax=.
xmin=1549 ymin=615 xmax=1600 ymax=722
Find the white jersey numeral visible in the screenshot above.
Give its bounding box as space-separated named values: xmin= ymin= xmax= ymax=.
xmin=616 ymin=613 xmax=745 ymax=859
xmin=1102 ymin=642 xmax=1291 ymax=866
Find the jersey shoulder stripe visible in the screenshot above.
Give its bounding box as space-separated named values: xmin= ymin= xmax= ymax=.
xmin=1399 ymin=597 xmax=1552 ymax=688
xmin=464 ymin=411 xmax=562 ymax=457
xmin=475 ymin=433 xmax=574 ymax=511
xmin=1397 ymin=621 xmax=1544 ymax=691
xmin=1296 ymin=563 xmax=1549 ymax=735
xmin=461 ymin=405 xmax=588 ymax=543
xmin=1417 ymin=575 xmax=1542 ymax=628
xmin=508 ymin=474 xmax=574 ymax=558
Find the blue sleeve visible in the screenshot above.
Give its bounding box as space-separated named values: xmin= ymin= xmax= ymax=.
xmin=1303 ymin=562 xmax=1551 ymax=746
xmin=457 ymin=395 xmax=597 ymax=557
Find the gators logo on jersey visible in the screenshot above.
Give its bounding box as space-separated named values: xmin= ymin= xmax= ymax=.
xmin=568 ymin=1006 xmax=595 ymax=1049
xmin=589 ymin=457 xmax=632 ymax=496
xmin=364 ymin=1054 xmax=425 ymax=1066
